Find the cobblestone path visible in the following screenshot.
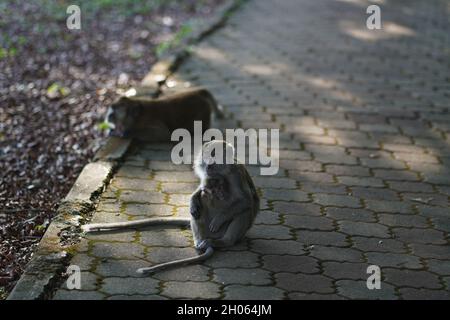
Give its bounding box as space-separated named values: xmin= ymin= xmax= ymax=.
xmin=54 ymin=0 xmax=450 ymax=299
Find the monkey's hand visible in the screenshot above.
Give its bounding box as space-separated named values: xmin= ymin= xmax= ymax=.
xmin=209 ymin=215 xmax=226 ymax=233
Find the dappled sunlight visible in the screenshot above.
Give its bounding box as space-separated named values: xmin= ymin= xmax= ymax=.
xmin=335 ymin=0 xmax=386 ymax=6
xmin=193 ymin=46 xmax=229 ymax=64
xmin=340 ymin=20 xmax=416 ymax=41
xmin=242 ymin=64 xmax=278 ymax=76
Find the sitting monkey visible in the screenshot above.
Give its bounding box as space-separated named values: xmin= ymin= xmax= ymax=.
xmin=105 ymin=88 xmax=224 ymax=142
xmin=82 ymin=140 xmax=259 ymax=274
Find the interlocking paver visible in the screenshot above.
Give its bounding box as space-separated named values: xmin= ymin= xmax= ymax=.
xmin=214 ymin=268 xmax=272 ymax=285
xmin=162 ymin=281 xmax=221 ymax=299
xmin=101 ymin=277 xmax=159 ymax=296
xmin=262 ymin=255 xmax=319 ymax=274
xmin=275 ymin=273 xmax=334 ymax=294
xmin=48 ymin=0 xmax=450 ymax=300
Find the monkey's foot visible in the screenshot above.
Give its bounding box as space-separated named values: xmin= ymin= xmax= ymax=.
xmin=196 ymin=239 xmax=212 ymax=252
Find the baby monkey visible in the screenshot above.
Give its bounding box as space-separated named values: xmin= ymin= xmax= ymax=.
xmin=82 ymin=140 xmax=259 ymax=274
xmin=105 ymin=88 xmax=224 ymax=141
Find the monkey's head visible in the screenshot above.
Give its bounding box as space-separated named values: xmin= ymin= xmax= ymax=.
xmin=106 ymin=97 xmax=140 ymax=136
xmin=194 ymin=140 xmax=236 ymax=179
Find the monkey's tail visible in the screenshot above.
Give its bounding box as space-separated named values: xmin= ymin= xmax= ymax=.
xmin=136 ymin=247 xmax=214 ymax=275
xmin=82 ymin=217 xmax=190 ymax=233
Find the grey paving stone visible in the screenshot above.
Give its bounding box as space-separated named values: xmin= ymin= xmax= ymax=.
xmin=338 ymin=221 xmax=390 ymax=238
xmin=410 ymin=244 xmax=450 ymax=259
xmin=365 ymin=252 xmax=423 ymax=269
xmin=53 ymin=290 xmax=106 ymax=300
xmin=85 ymin=230 xmax=136 ymax=243
xmin=214 ymin=268 xmax=272 ymax=285
xmin=153 ymin=265 xmax=210 ymax=282
xmin=384 ymin=269 xmax=443 ymax=289
xmin=140 ymin=229 xmax=191 ymax=247
xmin=309 ymin=246 xmax=364 ymax=263
xmin=272 ymin=202 xmax=322 ymax=216
xmin=95 ymin=259 xmax=153 ymax=278
xmin=250 ymin=239 xmax=305 ymax=255
xmin=338 ymin=176 xmax=386 ymax=188
xmin=365 ymin=200 xmax=413 ymax=214
xmin=254 ymin=210 xmax=281 ymax=225
xmin=116 ymin=166 xmax=152 ymax=179
xmin=159 ymin=182 xmax=197 ymax=193
xmin=352 ymin=237 xmax=407 ymax=253
xmin=96 ymin=201 xmax=122 ymax=212
xmin=89 ymin=211 xmax=129 ymax=224
xmin=293 ymin=172 xmax=335 ymax=184
xmin=262 ymin=189 xmax=309 ymax=202
xmin=296 ymin=230 xmax=348 ymax=247
xmin=253 ymin=177 xmax=297 ymax=189
xmin=280 ymin=160 xmax=322 ymax=172
xmin=284 ymin=215 xmax=335 ymax=231
xmin=107 ymin=294 xmax=167 ymax=300
xmin=125 ymin=203 xmax=175 ymax=217
xmin=247 ymin=224 xmax=293 ymax=240
xmin=91 ymin=242 xmax=145 ymax=259
xmin=372 ymin=169 xmax=419 ymax=181
xmin=322 ymin=262 xmax=368 ymax=280
xmin=288 ymin=292 xmax=346 ymax=300
xmin=205 ymin=251 xmax=260 ymax=268
xmin=378 ymin=214 xmax=428 ymax=228
xmin=275 ymin=273 xmax=334 ymax=294
xmin=162 ymin=281 xmax=221 ymax=299
xmin=313 ymin=194 xmax=362 ymax=208
xmin=325 ymin=207 xmax=376 ymax=222
xmin=399 ymin=288 xmax=450 ymax=300
xmin=111 ymin=177 xmax=158 ymax=191
xmin=350 ymin=187 xmax=400 ymax=201
xmin=223 ymin=285 xmax=285 ymax=300
xmin=325 ymin=165 xmax=371 ymax=177
xmin=168 ymin=194 xmax=192 ymax=206
xmin=68 ymin=254 xmax=95 ymax=271
xmin=301 ymin=183 xmax=348 ymax=195
xmin=263 ymin=255 xmax=319 ymax=273
xmin=336 ymin=280 xmax=397 ymax=299
xmin=120 ymin=190 xmax=166 ymax=204
xmin=425 ymin=259 xmax=450 ymax=275
xmin=153 ymin=171 xmax=197 ymax=182
xmin=392 ymin=228 xmax=447 ymax=245
xmin=387 ymin=181 xmax=434 ymax=193
xmin=101 ymin=277 xmax=159 ymax=295
xmin=147 ymin=247 xmax=198 ymax=264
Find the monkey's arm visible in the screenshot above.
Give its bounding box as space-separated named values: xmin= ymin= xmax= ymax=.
xmin=189 ymin=187 xmax=202 ymax=219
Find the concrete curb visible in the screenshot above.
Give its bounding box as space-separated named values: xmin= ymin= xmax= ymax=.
xmin=7 ymin=138 xmax=131 ymax=300
xmin=7 ymin=0 xmax=242 ymax=300
xmin=141 ymin=0 xmax=243 ymax=90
